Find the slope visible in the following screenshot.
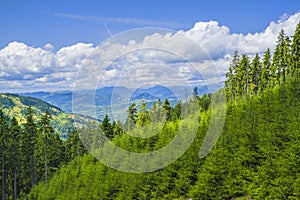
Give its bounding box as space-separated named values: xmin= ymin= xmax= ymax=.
xmin=27 ymin=78 xmax=300 ymax=199
xmin=0 ymin=93 xmax=74 ymax=137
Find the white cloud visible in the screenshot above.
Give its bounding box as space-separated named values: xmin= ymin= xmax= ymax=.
xmin=184 ymin=12 xmax=300 ymax=57
xmin=0 ymin=12 xmax=300 ymax=92
xmin=43 ymin=43 xmax=54 ymax=51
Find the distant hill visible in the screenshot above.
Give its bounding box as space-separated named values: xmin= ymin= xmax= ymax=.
xmin=21 ymin=83 xmax=223 ymax=114
xmin=130 ymin=92 xmax=157 ymax=101
xmin=0 ymin=93 xmax=95 ymax=137
xmin=21 ymin=91 xmax=73 ymax=113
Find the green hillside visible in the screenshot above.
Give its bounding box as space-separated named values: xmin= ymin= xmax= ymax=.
xmin=26 ymin=77 xmax=300 ymax=199
xmin=26 ymin=22 xmax=300 ymax=199
xmin=0 ymin=93 xmax=74 ymax=136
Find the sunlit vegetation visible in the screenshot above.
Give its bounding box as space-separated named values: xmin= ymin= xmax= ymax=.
xmin=0 ymin=21 xmax=300 ymax=199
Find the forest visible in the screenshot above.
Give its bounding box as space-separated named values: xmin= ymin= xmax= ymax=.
xmin=0 ymin=22 xmax=300 ymax=199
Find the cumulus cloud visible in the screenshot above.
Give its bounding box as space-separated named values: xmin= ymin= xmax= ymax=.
xmin=0 ymin=12 xmax=300 ymax=92
xmin=43 ymin=43 xmax=54 ymax=51
xmin=185 ymin=12 xmax=300 ymax=57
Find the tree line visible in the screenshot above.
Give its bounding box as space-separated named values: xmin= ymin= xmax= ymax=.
xmin=225 ymin=22 xmax=300 ymax=101
xmin=99 ymin=89 xmax=210 ymax=141
xmin=0 ymin=106 xmax=86 ymax=199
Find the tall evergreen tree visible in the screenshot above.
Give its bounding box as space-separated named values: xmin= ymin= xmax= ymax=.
xmin=163 ymin=99 xmax=172 ymax=121
xmin=65 ymin=128 xmax=87 ymax=161
xmin=291 ymin=22 xmax=300 ymax=76
xmin=8 ymin=117 xmax=21 ymax=200
xmin=127 ymin=103 xmax=137 ymax=131
xmin=20 ymin=106 xmax=37 ymax=192
xmin=261 ymin=48 xmax=272 ymax=90
xmin=237 ymin=54 xmax=251 ymax=96
xmin=250 ymin=53 xmax=261 ymax=94
xmin=150 ymin=99 xmax=165 ymax=122
xmin=37 ymin=110 xmax=54 ymax=184
xmin=100 ymin=114 xmax=114 ymax=139
xmin=283 ymin=35 xmax=291 ymax=81
xmin=272 ymin=29 xmax=288 ymax=85
xmin=171 ymin=101 xmax=181 ymax=121
xmin=0 ymin=110 xmax=8 ymax=200
xmin=227 ymin=50 xmax=239 ymax=100
xmin=136 ymin=103 xmax=150 ymax=127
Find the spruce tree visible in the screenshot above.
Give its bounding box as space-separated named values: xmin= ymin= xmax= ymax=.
xmin=20 ymin=106 xmax=37 ymax=192
xmin=250 ymin=53 xmax=261 ymax=95
xmin=136 ymin=103 xmax=150 ymax=127
xmin=283 ymin=35 xmax=291 ymax=81
xmin=272 ymin=29 xmax=288 ymax=85
xmin=65 ymin=128 xmax=86 ymax=161
xmin=163 ymin=99 xmax=171 ymax=121
xmin=37 ymin=110 xmax=54 ymax=184
xmin=291 ymin=22 xmax=300 ymax=76
xmin=100 ymin=114 xmax=114 ymax=139
xmin=261 ymin=48 xmax=271 ymax=90
xmin=8 ymin=117 xmax=21 ymax=200
xmin=0 ymin=110 xmax=8 ymax=200
xmin=127 ymin=103 xmax=137 ymax=131
xmin=237 ymin=54 xmax=250 ymax=96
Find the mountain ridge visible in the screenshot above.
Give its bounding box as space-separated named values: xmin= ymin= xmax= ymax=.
xmin=21 ymin=83 xmax=223 ymax=113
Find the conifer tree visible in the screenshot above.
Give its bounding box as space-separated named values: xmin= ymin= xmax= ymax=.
xmin=272 ymin=29 xmax=288 ymax=85
xmin=237 ymin=54 xmax=251 ymax=96
xmin=163 ymin=99 xmax=171 ymax=121
xmin=0 ymin=110 xmax=8 ymax=200
xmin=291 ymin=22 xmax=300 ymax=76
xmin=261 ymin=48 xmax=272 ymax=90
xmin=228 ymin=50 xmax=239 ymax=100
xmin=136 ymin=103 xmax=150 ymax=127
xmin=100 ymin=114 xmax=114 ymax=139
xmin=8 ymin=117 xmax=21 ymax=200
xmin=20 ymin=106 xmax=37 ymax=192
xmin=65 ymin=128 xmax=87 ymax=161
xmin=37 ymin=110 xmax=54 ymax=184
xmin=250 ymin=53 xmax=261 ymax=94
xmin=127 ymin=103 xmax=137 ymax=130
xmin=283 ymin=35 xmax=291 ymax=81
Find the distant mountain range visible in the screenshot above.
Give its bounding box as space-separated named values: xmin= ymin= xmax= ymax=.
xmin=20 ymin=83 xmax=223 ymax=120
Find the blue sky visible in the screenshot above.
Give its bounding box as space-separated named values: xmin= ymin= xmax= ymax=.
xmin=1 ymin=0 xmax=299 ymax=49
xmin=0 ymin=0 xmax=300 ymax=92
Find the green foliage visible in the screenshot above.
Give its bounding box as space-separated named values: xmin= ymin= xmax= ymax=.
xmin=0 ymin=93 xmax=74 ymax=137
xmin=25 ymin=76 xmax=300 ymax=199
xmin=26 ymin=22 xmax=300 ymax=200
xmin=136 ymin=102 xmax=150 ymax=127
xmin=1 ymin=20 xmax=300 ymax=200
xmin=100 ymin=114 xmax=114 ymax=139
xmin=18 ymin=95 xmax=61 ymax=115
xmin=225 ymin=24 xmax=300 ymax=100
xmin=0 ymin=95 xmax=15 ymax=109
xmin=0 ymin=106 xmax=87 ymax=199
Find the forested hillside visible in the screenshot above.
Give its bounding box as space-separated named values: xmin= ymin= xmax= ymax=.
xmin=0 ymin=106 xmax=87 ymax=199
xmin=0 ymin=93 xmax=73 ymax=136
xmin=26 ymin=78 xmax=300 ymax=199
xmin=24 ymin=22 xmax=300 ymax=199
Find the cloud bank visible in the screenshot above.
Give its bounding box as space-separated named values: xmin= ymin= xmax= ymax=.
xmin=0 ymin=12 xmax=299 ymax=92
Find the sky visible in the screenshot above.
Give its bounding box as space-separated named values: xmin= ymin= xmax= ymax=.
xmin=0 ymin=0 xmax=300 ymax=92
